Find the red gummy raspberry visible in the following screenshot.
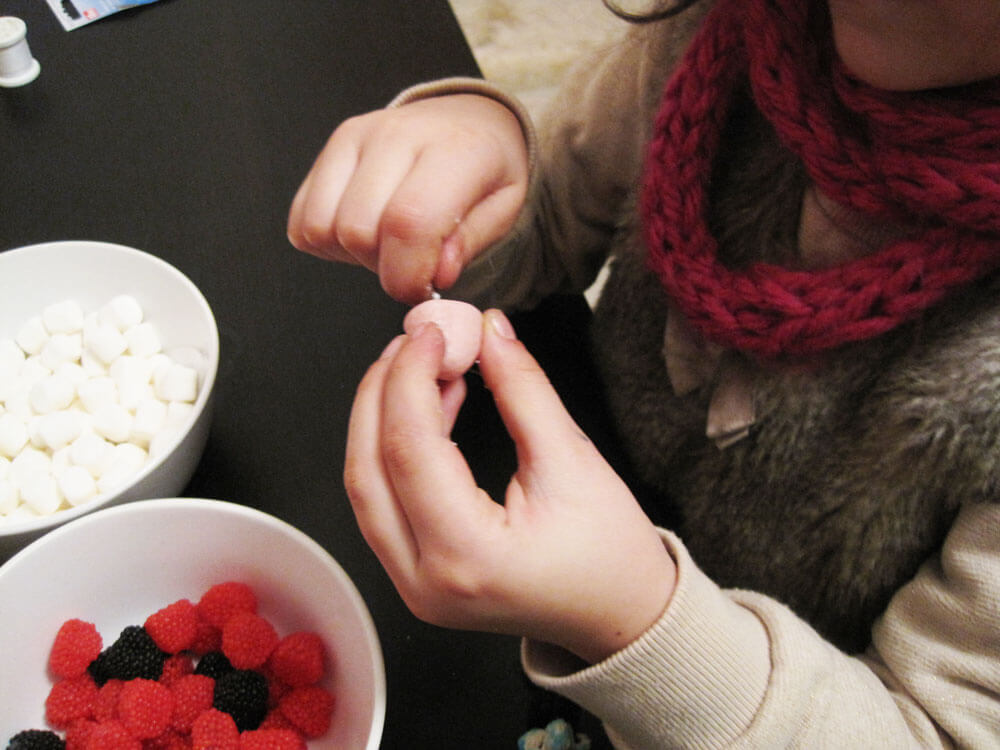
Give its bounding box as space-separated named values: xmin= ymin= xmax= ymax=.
xmin=84 ymin=719 xmax=142 ymax=750
xmin=266 ymin=632 xmax=326 ymax=687
xmin=64 ymin=718 xmax=98 ymax=750
xmin=264 ymin=672 xmax=292 ymax=709
xmin=197 ymin=582 xmax=257 ymax=629
xmin=257 ymin=708 xmax=296 ymax=732
xmin=278 ymin=684 xmax=335 ymax=738
xmin=45 ymin=673 xmax=98 ymax=728
xmin=143 ymin=730 xmax=192 ymax=750
xmin=145 ymin=599 xmax=199 ymax=654
xmin=93 ymin=678 xmax=124 ymax=722
xmin=117 ymin=677 xmax=175 ymax=739
xmin=191 ymin=708 xmax=241 ymax=750
xmin=238 ymin=728 xmax=307 ymax=750
xmin=170 ymin=674 xmax=216 ymax=733
xmin=188 ymin=619 xmax=222 ymax=655
xmin=221 ymin=611 xmax=278 ymax=670
xmin=49 ymin=619 xmax=103 ymax=679
xmin=160 ymin=653 xmax=196 ymax=686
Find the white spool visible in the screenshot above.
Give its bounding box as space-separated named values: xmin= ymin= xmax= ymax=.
xmin=0 ymin=17 xmax=40 ymax=88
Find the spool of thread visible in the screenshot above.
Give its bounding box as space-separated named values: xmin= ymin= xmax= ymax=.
xmin=0 ymin=17 xmax=40 ymax=88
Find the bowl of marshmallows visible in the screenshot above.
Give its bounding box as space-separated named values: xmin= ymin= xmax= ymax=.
xmin=0 ymin=240 xmax=219 ymax=560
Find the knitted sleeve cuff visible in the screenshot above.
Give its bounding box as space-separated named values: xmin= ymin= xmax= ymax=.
xmin=387 ymin=76 xmax=538 ymax=174
xmin=522 ymin=529 xmax=771 ymax=748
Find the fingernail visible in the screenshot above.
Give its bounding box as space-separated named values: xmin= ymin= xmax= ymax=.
xmin=486 ymin=309 xmax=516 ymax=340
xmin=411 ymin=320 xmax=442 ymax=341
xmin=379 ymin=335 xmax=405 ymax=360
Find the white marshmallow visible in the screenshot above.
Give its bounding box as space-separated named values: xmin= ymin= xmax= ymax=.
xmin=77 ymin=376 xmax=118 ymax=414
xmin=42 ymin=299 xmax=85 ymax=334
xmin=149 ymin=402 xmax=193 ymax=457
xmin=3 ymin=504 xmax=38 ymax=522
xmin=2 ymin=384 xmax=32 ymax=419
xmin=54 ymin=362 xmax=89 ymax=389
xmin=10 ymin=448 xmax=51 ymax=490
xmin=39 ymin=333 xmax=83 ymax=371
xmin=110 ymin=355 xmax=155 ymax=411
xmin=80 ymin=349 xmax=109 ymax=377
xmin=58 ymin=466 xmax=97 ymax=507
xmin=52 ymin=445 xmax=72 ymax=475
xmin=97 ymin=442 xmax=147 ymax=494
xmin=92 ymin=403 xmax=133 ymax=444
xmin=99 ymin=294 xmax=143 ymax=331
xmin=37 ymin=410 xmax=85 ymax=451
xmin=0 ymin=456 xmax=9 ymax=479
xmin=0 ymin=338 xmax=25 ymax=379
xmin=120 ymin=382 xmax=154 ymax=413
xmin=69 ymin=432 xmax=112 ymax=478
xmin=28 ymin=373 xmax=75 ymax=415
xmin=20 ymin=473 xmax=62 ymax=515
xmin=0 ymin=478 xmax=17 ymax=515
xmin=84 ymin=322 xmax=128 ymax=364
xmin=14 ymin=315 xmax=48 ymax=355
xmin=149 ymin=352 xmax=172 ymax=378
xmin=167 ymin=346 xmax=206 ymax=371
xmin=154 ymin=362 xmax=198 ymax=403
xmin=0 ymin=413 xmax=28 ymax=458
xmin=109 ymin=354 xmax=154 ymax=385
xmin=27 ymin=415 xmax=45 ymax=449
xmin=0 ymin=373 xmax=20 ymax=404
xmin=20 ymin=356 xmax=51 ymax=382
xmin=125 ymin=322 xmax=162 ymax=358
xmin=165 ymin=400 xmax=194 ymax=428
xmin=131 ymin=398 xmax=167 ymax=448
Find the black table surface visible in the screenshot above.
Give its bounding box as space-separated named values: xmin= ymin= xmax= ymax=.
xmin=1 ymin=1 xmax=621 ymax=747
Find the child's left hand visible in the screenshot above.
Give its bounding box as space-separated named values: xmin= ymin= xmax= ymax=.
xmin=344 ymin=309 xmax=676 ymax=664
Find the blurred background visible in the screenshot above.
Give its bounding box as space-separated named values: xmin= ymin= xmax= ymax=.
xmin=448 ymin=0 xmax=626 ymax=119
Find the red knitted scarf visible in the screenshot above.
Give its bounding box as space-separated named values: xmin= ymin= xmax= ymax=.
xmin=641 ymin=0 xmax=1000 ymax=357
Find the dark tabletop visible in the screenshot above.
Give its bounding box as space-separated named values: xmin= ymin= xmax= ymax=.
xmin=1 ymin=1 xmax=620 ymax=747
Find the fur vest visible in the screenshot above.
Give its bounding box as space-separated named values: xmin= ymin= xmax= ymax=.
xmin=591 ymin=89 xmax=1000 ymax=653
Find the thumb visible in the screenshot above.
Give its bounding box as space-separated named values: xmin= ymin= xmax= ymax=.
xmin=433 ymin=183 xmax=527 ymax=291
xmin=478 ymin=310 xmax=588 ymax=462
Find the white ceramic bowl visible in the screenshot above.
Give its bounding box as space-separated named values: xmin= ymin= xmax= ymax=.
xmin=0 ymin=240 xmax=219 ymax=560
xmin=0 ymin=497 xmax=386 ymax=749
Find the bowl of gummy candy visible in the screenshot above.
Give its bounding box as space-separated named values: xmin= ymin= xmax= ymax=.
xmin=0 ymin=240 xmax=219 ymax=559
xmin=0 ymin=497 xmax=386 ymax=749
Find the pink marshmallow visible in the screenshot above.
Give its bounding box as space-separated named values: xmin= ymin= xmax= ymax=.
xmin=403 ymin=300 xmax=483 ymax=380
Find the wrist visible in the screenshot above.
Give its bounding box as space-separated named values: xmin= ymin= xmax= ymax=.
xmin=567 ymin=539 xmax=677 ymax=665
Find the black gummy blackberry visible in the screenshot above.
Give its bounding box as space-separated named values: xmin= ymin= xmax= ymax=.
xmin=194 ymin=650 xmax=234 ymax=680
xmin=213 ymin=668 xmax=269 ymax=731
xmin=87 ymin=625 xmax=166 ymax=685
xmin=6 ymin=729 xmax=66 ymax=749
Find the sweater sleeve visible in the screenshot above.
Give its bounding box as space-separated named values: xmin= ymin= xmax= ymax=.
xmin=387 ymin=14 xmax=704 ymax=310
xmin=523 ymin=503 xmax=1000 ymax=749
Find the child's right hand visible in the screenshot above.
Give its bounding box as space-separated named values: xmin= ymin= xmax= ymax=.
xmin=287 ymin=94 xmax=530 ymax=304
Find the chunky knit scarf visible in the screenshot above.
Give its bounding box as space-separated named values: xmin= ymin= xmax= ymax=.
xmin=641 ymin=0 xmax=1000 ymax=357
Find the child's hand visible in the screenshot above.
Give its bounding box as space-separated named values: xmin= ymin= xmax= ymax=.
xmin=287 ymin=95 xmax=529 ymax=304
xmin=344 ymin=309 xmax=676 ymax=663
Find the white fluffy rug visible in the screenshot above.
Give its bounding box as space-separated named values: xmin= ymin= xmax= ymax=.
xmin=449 ymin=0 xmax=627 ymax=119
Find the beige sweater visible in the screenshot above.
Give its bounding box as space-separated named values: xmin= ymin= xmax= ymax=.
xmin=393 ymin=6 xmax=1000 ymax=748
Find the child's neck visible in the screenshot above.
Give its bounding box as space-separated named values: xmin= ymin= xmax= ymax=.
xmin=796 ymin=185 xmax=910 ymax=270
